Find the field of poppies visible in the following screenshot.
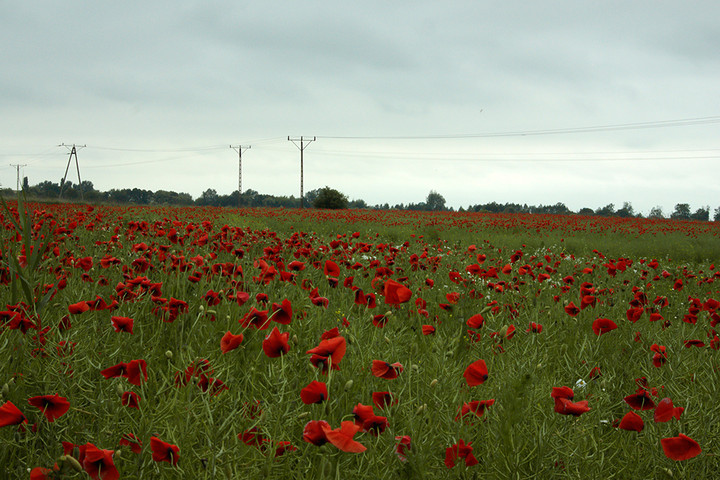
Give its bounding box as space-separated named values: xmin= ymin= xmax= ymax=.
xmin=1 ymin=198 xmax=720 ymax=479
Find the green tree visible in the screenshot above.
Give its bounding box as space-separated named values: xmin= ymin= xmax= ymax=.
xmin=670 ymin=203 xmax=691 ymax=220
xmin=616 ymin=202 xmax=635 ymax=218
xmin=313 ymin=186 xmax=348 ymax=209
xmin=690 ymin=206 xmax=709 ymax=221
xmin=426 ymin=190 xmax=446 ymax=211
xmin=197 ymin=188 xmax=219 ymax=206
xmin=595 ymin=203 xmax=615 ymax=216
xmin=648 ymin=206 xmax=664 ymax=219
xmin=714 ymin=207 xmax=720 ymax=222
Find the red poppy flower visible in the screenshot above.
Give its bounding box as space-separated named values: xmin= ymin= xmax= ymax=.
xmin=300 ymin=381 xmax=327 ymax=404
xmin=303 ymin=420 xmax=330 ymax=446
xmin=395 ymin=435 xmax=411 ymax=462
xmin=321 ymin=421 xmax=366 ymax=453
xmin=455 ymin=399 xmax=495 ymax=422
xmin=203 ymin=289 xmax=222 ymax=306
xmin=324 ymin=260 xmax=340 ymax=277
xmin=580 ymin=295 xmax=596 ymax=310
xmin=421 ymin=324 xmax=436 ymax=335
xmin=110 ymin=316 xmax=134 ymax=334
xmin=30 ymin=467 xmax=54 ymax=479
xmin=82 ymin=443 xmax=119 ymax=480
xmin=463 ymin=359 xmax=488 ymax=386
xmin=101 ymin=362 xmax=128 ymax=379
xmin=383 ymin=279 xmax=412 ymax=305
xmin=262 ymin=327 xmax=290 ymax=358
xmin=362 ymin=414 xmax=389 ymax=435
xmin=564 ymin=303 xmax=580 ymax=317
xmin=445 ymin=439 xmax=478 ymax=468
xmin=592 ymin=318 xmax=617 ymax=335
xmin=68 ymin=301 xmax=90 ymax=315
xmin=121 ymin=391 xmax=141 ymax=409
xmin=371 ymin=360 xmax=404 ymax=379
xmin=0 ymin=401 xmax=27 ymax=427
xmin=288 ymin=261 xmax=306 ymax=271
xmin=661 ymin=434 xmax=701 ymax=461
xmin=74 ymin=256 xmax=94 ymax=272
xmin=27 ymin=394 xmax=71 ymax=422
xmin=352 ymin=403 xmax=375 ymax=427
xmin=119 ymin=433 xmax=142 ymax=454
xmin=240 ymin=307 xmax=270 ymax=330
xmin=234 ymin=291 xmax=250 ymax=306
xmin=150 ymin=436 xmax=179 ymax=465
xmin=554 ymin=397 xmax=591 ymax=416
xmin=372 ymin=391 xmax=398 ymax=409
xmin=526 ymin=322 xmax=543 ymax=333
xmin=618 ymin=411 xmax=644 ymax=432
xmin=126 ymin=359 xmax=148 ymax=386
xmin=683 ymin=339 xmax=705 ymax=348
xmin=239 ymin=427 xmax=266 ymax=448
xmin=466 ymin=314 xmax=485 ymax=329
xmin=270 ymin=299 xmax=293 ymax=325
xmin=654 ymin=398 xmax=684 ymax=423
xmin=220 ymin=331 xmax=244 ymax=354
xmin=273 ymin=441 xmax=297 ymax=457
xmin=306 ymin=336 xmax=347 ymax=372
xmin=624 ymin=390 xmax=656 ymax=411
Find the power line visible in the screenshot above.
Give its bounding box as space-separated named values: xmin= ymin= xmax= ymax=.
xmin=318 ymin=115 xmax=720 ymax=140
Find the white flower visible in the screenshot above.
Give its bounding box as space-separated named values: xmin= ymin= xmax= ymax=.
xmin=575 ymin=378 xmax=587 ymax=390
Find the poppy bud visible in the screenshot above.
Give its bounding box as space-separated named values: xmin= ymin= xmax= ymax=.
xmin=114 ymin=449 xmax=121 ymax=459
xmin=384 ymin=311 xmax=393 ymax=317
xmin=415 ymin=403 xmax=426 ymax=415
xmin=384 ymin=336 xmax=391 ymax=344
xmin=199 ymin=305 xmax=205 ymax=312
xmin=344 ymin=379 xmax=353 ymax=391
xmin=292 ymin=334 xmax=299 ymax=346
xmin=1 ymin=383 xmax=8 ymax=397
xmin=430 ymin=378 xmax=438 ymax=388
xmin=411 ymin=364 xmax=419 ymax=373
xmin=116 ymin=384 xmax=124 ymax=397
xmin=298 ymin=411 xmax=310 ymax=419
xmin=67 ymin=453 xmax=83 ymax=472
xmin=207 ymin=309 xmax=216 ymax=315
xmin=165 ymin=350 xmax=173 ymax=359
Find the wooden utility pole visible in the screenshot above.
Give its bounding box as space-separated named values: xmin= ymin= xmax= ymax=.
xmin=288 ymin=136 xmax=316 ymax=208
xmin=58 ymin=143 xmax=86 ymax=199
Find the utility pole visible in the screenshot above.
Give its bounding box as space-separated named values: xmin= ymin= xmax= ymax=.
xmin=58 ymin=143 xmax=86 ymax=200
xmin=9 ymin=164 xmax=27 ymax=192
xmin=288 ymin=136 xmax=316 ymax=208
xmin=229 ymin=144 xmax=251 ymax=200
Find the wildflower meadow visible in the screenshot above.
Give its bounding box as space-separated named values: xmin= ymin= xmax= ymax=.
xmin=1 ymin=198 xmax=720 ymax=479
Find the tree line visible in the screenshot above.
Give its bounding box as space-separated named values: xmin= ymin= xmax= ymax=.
xmin=2 ymin=179 xmax=718 ymax=221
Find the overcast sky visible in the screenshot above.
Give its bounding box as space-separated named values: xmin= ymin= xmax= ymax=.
xmin=1 ymin=1 xmax=719 ymax=214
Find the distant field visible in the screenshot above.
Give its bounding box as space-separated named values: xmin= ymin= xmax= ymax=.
xmin=1 ymin=201 xmax=719 ymax=479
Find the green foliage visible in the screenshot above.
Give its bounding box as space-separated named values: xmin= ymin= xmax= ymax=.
xmin=313 ymin=186 xmax=349 ymax=210
xmin=1 ymin=205 xmax=720 ymax=478
xmin=425 ymin=191 xmax=446 ymax=211
xmin=671 ymin=203 xmax=691 ymax=220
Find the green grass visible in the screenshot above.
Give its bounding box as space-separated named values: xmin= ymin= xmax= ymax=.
xmin=1 ymin=204 xmax=719 ymax=478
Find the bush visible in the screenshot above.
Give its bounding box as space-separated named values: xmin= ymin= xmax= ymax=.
xmin=313 ymin=186 xmax=349 ymax=209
